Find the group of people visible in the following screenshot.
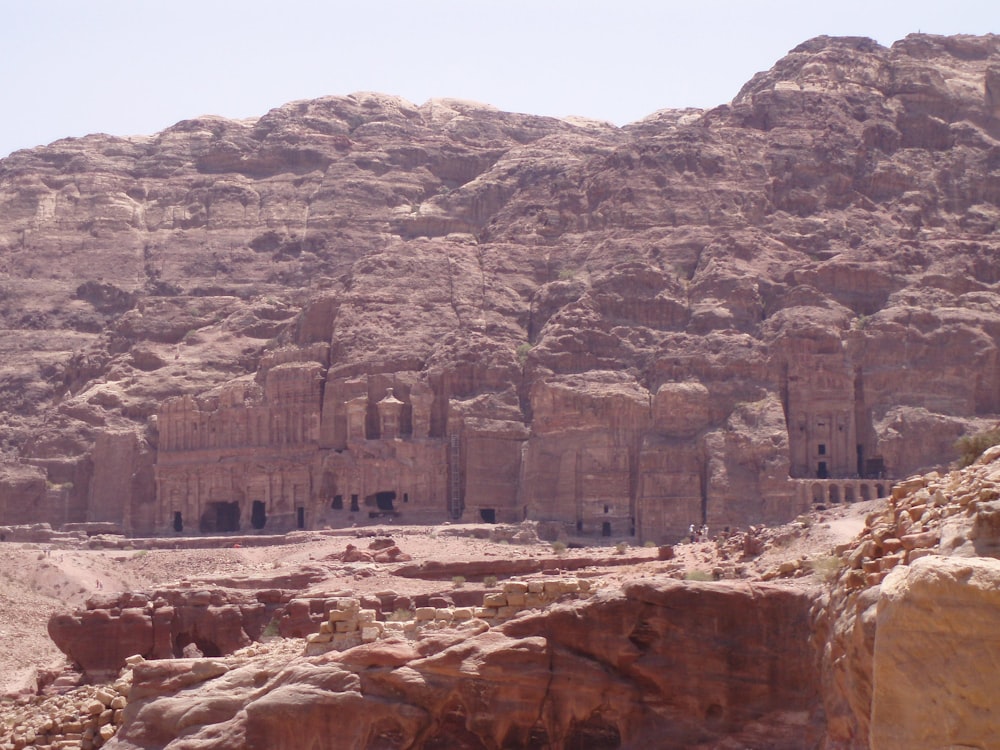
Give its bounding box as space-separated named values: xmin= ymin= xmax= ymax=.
xmin=688 ymin=523 xmax=710 ymax=543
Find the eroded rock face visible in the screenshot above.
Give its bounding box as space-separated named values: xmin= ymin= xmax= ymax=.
xmin=0 ymin=35 xmax=999 ymax=542
xmin=105 ymin=579 xmax=821 ymax=750
xmin=48 ymin=589 xmax=269 ymax=682
xmin=871 ymin=556 xmax=1000 ymax=750
xmin=816 ymin=444 xmax=1000 ymax=748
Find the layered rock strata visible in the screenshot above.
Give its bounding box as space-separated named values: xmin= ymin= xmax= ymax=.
xmin=0 ymin=35 xmax=998 ymax=543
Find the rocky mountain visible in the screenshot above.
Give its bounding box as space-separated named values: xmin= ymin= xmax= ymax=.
xmin=0 ymin=33 xmax=998 ymax=542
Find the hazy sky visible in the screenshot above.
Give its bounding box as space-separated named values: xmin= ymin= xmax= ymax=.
xmin=0 ymin=0 xmax=996 ymax=158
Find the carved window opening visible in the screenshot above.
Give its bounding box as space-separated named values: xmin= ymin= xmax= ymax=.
xmin=480 ymin=508 xmax=496 ymax=524
xmin=331 ymin=494 xmax=343 ymax=510
xmin=251 ymin=500 xmax=267 ymax=530
xmin=603 ymin=504 xmax=610 ymax=514
xmin=818 ymin=443 xmax=826 ymax=455
xmin=602 ymin=522 xmax=612 ymax=537
xmin=173 ymin=511 xmax=183 ymax=532
xmin=403 ymin=493 xmax=409 ymax=504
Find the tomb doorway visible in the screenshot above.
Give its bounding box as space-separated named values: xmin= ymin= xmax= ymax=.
xmin=366 ymin=491 xmax=396 ymax=512
xmin=200 ymin=501 xmax=240 ymax=533
xmin=251 ymin=501 xmax=267 ymax=530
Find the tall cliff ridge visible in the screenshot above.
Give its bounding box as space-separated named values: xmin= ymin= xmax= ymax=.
xmin=1 ymin=33 xmax=998 ymax=540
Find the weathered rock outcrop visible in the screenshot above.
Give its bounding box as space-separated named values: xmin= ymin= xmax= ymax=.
xmin=47 ymin=589 xmax=269 ymax=682
xmin=816 ymin=443 xmax=1000 ymax=748
xmin=0 ymin=34 xmax=999 ymax=543
xmin=870 ymin=556 xmax=1000 ymax=750
xmin=104 ymin=579 xmax=821 ymax=750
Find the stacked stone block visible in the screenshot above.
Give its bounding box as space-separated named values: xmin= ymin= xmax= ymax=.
xmin=818 ymin=447 xmax=1000 ymax=593
xmin=303 ymin=578 xmax=592 ymax=653
xmin=304 ymin=597 xmax=383 ymax=652
xmin=476 ymin=578 xmax=590 ymax=620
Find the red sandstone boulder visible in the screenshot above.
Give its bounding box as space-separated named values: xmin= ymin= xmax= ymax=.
xmin=106 ymin=577 xmax=821 ymax=749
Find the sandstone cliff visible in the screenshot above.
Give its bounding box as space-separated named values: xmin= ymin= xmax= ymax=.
xmin=0 ymin=34 xmax=999 ymax=542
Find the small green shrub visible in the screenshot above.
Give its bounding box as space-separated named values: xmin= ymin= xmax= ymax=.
xmin=483 ymin=575 xmax=498 ymax=588
xmin=683 ymin=569 xmax=713 ymax=582
xmin=387 ymin=608 xmax=414 ymax=622
xmin=643 ymin=540 xmax=657 ymax=548
xmin=615 ymin=541 xmax=629 ymax=554
xmin=806 ymin=556 xmax=843 ymax=582
xmin=551 ymin=541 xmax=567 ymax=554
xmin=516 ymin=342 xmax=533 ymax=364
xmin=261 ymin=617 xmax=281 ymax=640
xmin=955 ymin=428 xmax=1000 ymax=468
xmin=452 ymin=575 xmax=466 ymax=589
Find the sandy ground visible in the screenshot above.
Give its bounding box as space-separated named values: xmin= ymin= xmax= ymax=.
xmin=0 ymin=498 xmax=879 ymax=696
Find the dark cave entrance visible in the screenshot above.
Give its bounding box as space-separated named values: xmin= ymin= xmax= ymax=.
xmin=602 ymin=522 xmax=612 ymax=537
xmin=250 ymin=500 xmax=267 ymax=530
xmin=172 ymin=511 xmax=183 ymax=532
xmin=296 ymin=507 xmax=305 ymax=529
xmin=480 ymin=508 xmax=496 ymax=523
xmin=200 ymin=501 xmax=240 ymax=533
xmin=366 ymin=491 xmax=396 ymax=511
xmin=174 ymin=632 xmax=221 ymax=659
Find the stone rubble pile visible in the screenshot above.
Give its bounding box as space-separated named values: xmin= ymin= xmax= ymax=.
xmin=755 ymin=453 xmax=1000 ymax=585
xmin=304 ymin=577 xmax=592 ymax=653
xmin=836 ymin=445 xmax=1000 ymax=592
xmin=0 ymin=659 xmax=135 ymax=750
